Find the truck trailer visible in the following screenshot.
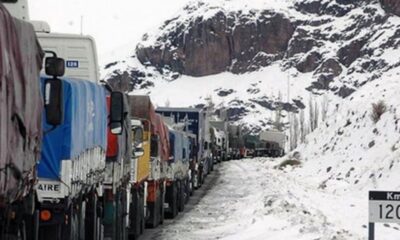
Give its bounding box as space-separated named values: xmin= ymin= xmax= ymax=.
xmin=156 ymin=107 xmax=210 ymax=189
xmin=163 ymin=124 xmax=191 ymax=218
xmin=258 ymin=129 xmax=286 ymax=157
xmin=0 ymin=3 xmax=52 ymax=238
xmin=128 ymin=95 xmax=170 ymax=229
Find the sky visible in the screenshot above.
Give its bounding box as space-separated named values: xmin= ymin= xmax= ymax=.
xmin=29 ymin=0 xmax=189 ymax=64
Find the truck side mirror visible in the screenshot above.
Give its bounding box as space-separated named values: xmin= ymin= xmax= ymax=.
xmin=45 ymin=57 xmax=65 ymax=77
xmin=134 ymin=147 xmax=144 ymax=157
xmin=44 ymin=78 xmax=63 ymax=126
xmin=134 ymin=127 xmax=143 ymax=145
xmin=110 ymin=91 xmax=124 ymax=135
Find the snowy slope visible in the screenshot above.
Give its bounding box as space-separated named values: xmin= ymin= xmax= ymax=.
xmin=144 ymin=159 xmax=400 ymax=240
xmin=101 ymin=1 xmax=400 ymax=238
xmin=103 ymin=0 xmax=400 ymax=135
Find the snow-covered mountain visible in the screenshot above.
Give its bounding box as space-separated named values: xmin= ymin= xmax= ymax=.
xmin=103 ymin=0 xmax=400 ymax=135
xmin=101 ymin=1 xmax=400 ymax=238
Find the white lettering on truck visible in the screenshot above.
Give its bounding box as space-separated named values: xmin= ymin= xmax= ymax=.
xmin=38 ymin=184 xmax=60 ymax=192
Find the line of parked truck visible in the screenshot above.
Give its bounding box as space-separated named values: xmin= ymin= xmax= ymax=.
xmin=0 ymin=1 xmax=245 ymax=239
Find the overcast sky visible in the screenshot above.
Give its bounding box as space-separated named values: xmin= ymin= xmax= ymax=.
xmin=29 ymin=0 xmax=188 ymax=62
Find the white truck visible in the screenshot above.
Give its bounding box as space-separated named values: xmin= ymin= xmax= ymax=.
xmin=258 ymin=129 xmax=286 ymax=157
xmin=210 ymin=119 xmax=229 ymax=162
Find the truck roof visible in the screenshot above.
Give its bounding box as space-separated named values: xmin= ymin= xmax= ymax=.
xmin=259 ymin=130 xmax=286 ymax=148
xmin=2 ymin=0 xmax=29 ymax=20
xmin=128 ymin=95 xmax=157 ymax=121
xmin=156 ymin=107 xmax=203 ymax=113
xmin=36 ymin=32 xmax=100 ymax=83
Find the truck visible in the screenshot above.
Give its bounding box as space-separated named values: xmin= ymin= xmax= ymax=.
xmin=127 ymin=95 xmax=170 ymax=229
xmin=227 ymin=124 xmax=244 ymax=160
xmin=2 ymin=1 xmax=136 ymax=239
xmin=1 ymin=1 xmax=216 ymax=239
xmin=103 ymin=92 xmax=133 ymax=240
xmin=0 ymin=3 xmax=57 ymax=238
xmin=257 ymin=129 xmax=286 ymax=157
xmin=127 ymin=119 xmax=146 ymax=239
xmin=210 ymin=119 xmax=229 ymax=163
xmin=161 ymin=118 xmax=191 ymax=218
xmin=156 ymin=107 xmax=211 ymax=189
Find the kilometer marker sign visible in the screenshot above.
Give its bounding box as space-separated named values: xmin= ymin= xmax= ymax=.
xmin=369 ymin=191 xmax=400 ymax=223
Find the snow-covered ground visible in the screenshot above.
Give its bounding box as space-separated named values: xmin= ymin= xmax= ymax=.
xmin=144 ymin=159 xmax=400 ymax=240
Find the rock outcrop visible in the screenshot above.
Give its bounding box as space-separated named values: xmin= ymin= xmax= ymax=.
xmin=137 ymin=11 xmax=295 ymax=76
xmin=102 ymin=0 xmax=400 ymax=131
xmin=380 ymin=0 xmax=400 ymax=16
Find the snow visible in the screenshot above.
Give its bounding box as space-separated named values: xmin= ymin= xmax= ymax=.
xmin=148 ymin=159 xmax=400 ymax=239
xmin=103 ymin=1 xmax=400 ymax=237
xmin=102 ymin=0 xmax=400 ymax=134
xmin=128 ymin=63 xmax=312 ymax=132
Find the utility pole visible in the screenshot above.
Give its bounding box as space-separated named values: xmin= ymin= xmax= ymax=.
xmin=287 ymin=70 xmax=291 ymax=152
xmin=80 ymin=16 xmax=84 ymax=35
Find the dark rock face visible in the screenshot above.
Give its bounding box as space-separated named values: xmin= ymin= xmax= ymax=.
xmin=294 ymin=0 xmax=355 ymax=17
xmin=106 ymin=69 xmax=151 ymax=92
xmin=337 ymin=39 xmax=367 ymax=67
xmin=337 ymin=85 xmax=356 ymax=98
xmin=217 ymin=89 xmax=235 ymax=97
xmin=306 ymin=58 xmax=343 ymax=91
xmin=227 ymin=107 xmax=249 ymax=121
xmin=315 ymin=59 xmax=343 ymax=76
xmin=250 ymin=99 xmax=299 ymax=113
xmin=296 ymin=51 xmax=322 ymax=73
xmin=380 ymin=0 xmax=400 ymax=16
xmin=136 ymin=11 xmax=295 ymax=76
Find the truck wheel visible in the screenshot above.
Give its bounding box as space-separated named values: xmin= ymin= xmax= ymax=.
xmin=85 ymin=192 xmax=102 ymax=240
xmin=159 ymin=184 xmax=165 ymax=225
xmin=165 ymin=182 xmax=177 ymax=219
xmin=139 ymin=187 xmax=145 ymax=234
xmin=178 ymin=180 xmax=185 ymax=212
xmin=145 ymin=201 xmax=158 ymax=228
xmin=129 ymin=188 xmax=141 ymax=239
xmin=145 ymin=187 xmax=159 ymax=229
xmin=193 ymin=172 xmax=199 ymax=190
xmin=185 ymin=177 xmax=190 ymax=204
xmin=117 ymin=191 xmax=129 ymax=240
xmin=78 ymin=199 xmax=86 ymax=240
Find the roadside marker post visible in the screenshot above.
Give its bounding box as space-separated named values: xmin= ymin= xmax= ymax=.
xmin=369 ymin=191 xmax=400 ymax=240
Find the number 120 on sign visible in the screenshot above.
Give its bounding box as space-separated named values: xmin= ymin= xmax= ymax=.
xmin=369 ymin=191 xmax=400 ymax=223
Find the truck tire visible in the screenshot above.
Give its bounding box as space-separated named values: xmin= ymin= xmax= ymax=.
xmin=77 ymin=198 xmax=86 ymax=240
xmin=85 ymin=192 xmax=102 ymax=240
xmin=178 ymin=180 xmax=185 ymax=212
xmin=117 ymin=190 xmax=128 ymax=240
xmin=159 ymin=184 xmax=165 ymax=225
xmin=185 ymin=177 xmax=190 ymax=204
xmin=193 ymin=171 xmax=199 ymax=190
xmin=145 ymin=187 xmax=160 ymax=229
xmin=139 ymin=188 xmax=145 ymax=234
xmin=129 ymin=188 xmax=141 ymax=240
xmin=165 ymin=182 xmax=177 ymax=219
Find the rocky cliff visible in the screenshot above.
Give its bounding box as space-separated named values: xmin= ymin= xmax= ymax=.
xmin=137 ymin=10 xmax=294 ymax=76
xmin=104 ymin=0 xmax=400 ymax=132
